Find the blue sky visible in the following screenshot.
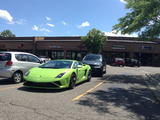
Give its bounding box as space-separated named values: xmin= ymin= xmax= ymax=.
xmin=0 ymin=0 xmax=132 ymax=37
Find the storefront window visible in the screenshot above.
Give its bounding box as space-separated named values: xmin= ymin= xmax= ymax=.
xmin=51 ymin=51 xmax=64 ymax=59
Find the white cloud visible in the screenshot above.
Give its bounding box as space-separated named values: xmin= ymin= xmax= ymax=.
xmin=15 ymin=19 xmax=26 ymax=24
xmin=32 ymin=25 xmax=39 ymax=31
xmin=62 ymin=21 xmax=67 ymax=25
xmin=8 ymin=19 xmax=26 ymax=25
xmin=0 ymin=9 xmax=13 ymax=22
xmin=46 ymin=16 xmax=51 ymax=21
xmin=39 ymin=28 xmax=50 ymax=32
xmin=0 ymin=9 xmax=26 ymax=25
xmin=119 ymin=0 xmax=126 ymax=3
xmin=78 ymin=21 xmax=90 ymax=28
xmin=104 ymin=30 xmax=138 ymax=37
xmin=46 ymin=23 xmax=55 ymax=27
xmin=32 ymin=25 xmax=50 ymax=32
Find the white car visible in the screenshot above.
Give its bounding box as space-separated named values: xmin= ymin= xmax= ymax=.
xmin=0 ymin=51 xmax=43 ymax=83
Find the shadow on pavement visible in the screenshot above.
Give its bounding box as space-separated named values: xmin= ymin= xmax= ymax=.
xmin=0 ymin=78 xmax=13 ymax=85
xmin=147 ymin=74 xmax=160 ymax=86
xmin=103 ymin=75 xmax=147 ymax=85
xmin=77 ymin=74 xmax=160 ymax=120
xmin=17 ymin=86 xmax=68 ymax=93
xmin=17 ymin=80 xmax=89 ymax=93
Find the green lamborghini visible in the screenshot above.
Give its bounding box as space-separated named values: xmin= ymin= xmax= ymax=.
xmin=23 ymin=60 xmax=91 ymax=89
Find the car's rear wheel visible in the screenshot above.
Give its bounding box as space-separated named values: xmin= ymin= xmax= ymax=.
xmin=86 ymin=71 xmax=91 ymax=82
xmin=12 ymin=72 xmax=23 ymax=84
xmin=69 ymin=74 xmax=76 ymax=89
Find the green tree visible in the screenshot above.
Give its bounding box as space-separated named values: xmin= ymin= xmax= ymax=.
xmin=113 ymin=0 xmax=160 ymax=39
xmin=0 ymin=30 xmax=16 ymax=37
xmin=81 ymin=28 xmax=107 ymax=53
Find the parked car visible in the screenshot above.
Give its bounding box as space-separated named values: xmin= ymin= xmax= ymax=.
xmin=112 ymin=58 xmax=125 ymax=66
xmin=24 ymin=60 xmax=91 ymax=89
xmin=125 ymin=58 xmax=141 ymax=67
xmin=39 ymin=56 xmax=51 ymax=63
xmin=0 ymin=51 xmax=43 ymax=83
xmin=82 ymin=54 xmax=106 ymax=77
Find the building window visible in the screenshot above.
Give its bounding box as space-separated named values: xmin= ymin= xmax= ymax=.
xmin=51 ymin=51 xmax=64 ymax=59
xmin=142 ymin=46 xmax=152 ymax=50
xmin=112 ymin=45 xmax=125 ymax=50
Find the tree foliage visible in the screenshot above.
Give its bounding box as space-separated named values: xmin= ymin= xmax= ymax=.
xmin=81 ymin=28 xmax=107 ymax=53
xmin=0 ymin=30 xmax=16 ymax=37
xmin=113 ymin=0 xmax=160 ymax=39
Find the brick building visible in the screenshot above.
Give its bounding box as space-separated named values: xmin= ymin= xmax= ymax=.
xmin=0 ymin=36 xmax=160 ymax=66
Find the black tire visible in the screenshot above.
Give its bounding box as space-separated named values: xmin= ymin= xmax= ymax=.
xmin=99 ymin=69 xmax=103 ymax=77
xmin=86 ymin=71 xmax=91 ymax=82
xmin=69 ymin=74 xmax=76 ymax=89
xmin=12 ymin=72 xmax=23 ymax=84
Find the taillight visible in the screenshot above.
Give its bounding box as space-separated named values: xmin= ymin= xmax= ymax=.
xmin=5 ymin=61 xmax=13 ymax=66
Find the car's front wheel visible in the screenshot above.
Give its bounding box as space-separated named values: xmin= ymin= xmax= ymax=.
xmin=69 ymin=74 xmax=76 ymax=89
xmin=86 ymin=71 xmax=91 ymax=82
xmin=12 ymin=71 xmax=23 ymax=84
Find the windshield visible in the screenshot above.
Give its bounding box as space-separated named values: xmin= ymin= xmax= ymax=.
xmin=39 ymin=60 xmax=73 ymax=69
xmin=83 ymin=55 xmax=101 ymax=62
xmin=0 ymin=53 xmax=11 ymax=61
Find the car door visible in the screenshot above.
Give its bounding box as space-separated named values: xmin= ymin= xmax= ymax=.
xmin=27 ymin=54 xmax=41 ymax=68
xmin=76 ymin=62 xmax=86 ymax=81
xmin=14 ymin=54 xmax=31 ymax=74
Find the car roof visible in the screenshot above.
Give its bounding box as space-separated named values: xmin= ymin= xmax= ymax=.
xmin=52 ymin=59 xmax=78 ymax=62
xmin=85 ymin=53 xmax=102 ymax=56
xmin=0 ymin=51 xmax=35 ymax=55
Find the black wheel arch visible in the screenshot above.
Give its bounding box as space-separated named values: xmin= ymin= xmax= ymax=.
xmin=13 ymin=70 xmax=23 ymax=76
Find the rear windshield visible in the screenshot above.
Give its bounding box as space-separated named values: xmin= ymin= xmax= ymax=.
xmin=0 ymin=53 xmax=11 ymax=61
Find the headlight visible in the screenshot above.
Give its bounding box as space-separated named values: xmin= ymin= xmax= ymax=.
xmin=56 ymin=72 xmax=66 ymax=78
xmin=25 ymin=71 xmax=30 ymax=76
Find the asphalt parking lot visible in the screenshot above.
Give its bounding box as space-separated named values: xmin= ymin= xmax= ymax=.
xmin=0 ymin=66 xmax=160 ymax=120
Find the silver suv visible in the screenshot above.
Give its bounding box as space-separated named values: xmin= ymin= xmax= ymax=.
xmin=0 ymin=51 xmax=42 ymax=83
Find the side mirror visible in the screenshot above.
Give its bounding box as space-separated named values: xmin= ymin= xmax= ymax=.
xmin=77 ymin=65 xmax=82 ymax=68
xmin=39 ymin=60 xmax=44 ymax=64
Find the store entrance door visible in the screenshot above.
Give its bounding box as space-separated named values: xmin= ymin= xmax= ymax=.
xmin=48 ymin=51 xmax=65 ymax=60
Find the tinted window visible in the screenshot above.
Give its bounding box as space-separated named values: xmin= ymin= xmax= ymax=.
xmin=72 ymin=62 xmax=79 ymax=69
xmin=15 ymin=54 xmax=28 ymax=62
xmin=0 ymin=53 xmax=11 ymax=61
xmin=15 ymin=54 xmax=22 ymax=61
xmin=28 ymin=55 xmax=40 ymax=63
xmin=83 ymin=55 xmax=102 ymax=61
xmin=78 ymin=62 xmax=83 ymax=65
xmin=40 ymin=60 xmax=73 ymax=69
xmin=21 ymin=54 xmax=28 ymax=61
xmin=72 ymin=62 xmax=83 ymax=69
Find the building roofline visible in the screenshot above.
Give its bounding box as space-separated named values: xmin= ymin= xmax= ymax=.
xmin=0 ymin=36 xmax=159 ymax=42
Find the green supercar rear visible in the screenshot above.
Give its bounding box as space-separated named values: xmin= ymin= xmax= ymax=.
xmin=24 ymin=60 xmax=91 ymax=89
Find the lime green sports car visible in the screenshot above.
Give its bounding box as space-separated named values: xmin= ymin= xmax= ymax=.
xmin=24 ymin=60 xmax=91 ymax=89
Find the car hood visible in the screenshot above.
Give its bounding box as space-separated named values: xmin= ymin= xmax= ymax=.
xmin=25 ymin=67 xmax=71 ymax=82
xmin=82 ymin=60 xmax=101 ymax=66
